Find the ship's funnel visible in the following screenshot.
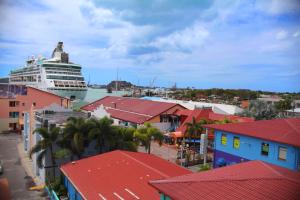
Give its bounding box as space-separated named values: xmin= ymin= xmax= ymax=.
xmin=51 ymin=42 xmax=69 ymax=63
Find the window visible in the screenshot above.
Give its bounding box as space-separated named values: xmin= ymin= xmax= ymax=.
xmin=261 ymin=142 xmax=269 ymax=156
xmin=33 ymin=102 xmax=36 ymax=106
xmin=9 ymin=101 xmax=19 ymax=107
xmin=22 ymin=102 xmax=25 ymax=106
xmin=9 ymin=112 xmax=19 ymax=118
xmin=233 ymin=136 xmax=240 ymax=149
xmin=221 ymin=133 xmax=227 ymax=145
xmin=278 ymin=146 xmax=287 ymax=161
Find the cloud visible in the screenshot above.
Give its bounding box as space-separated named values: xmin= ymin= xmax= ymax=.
xmin=0 ymin=0 xmax=299 ymax=91
xmin=276 ymin=30 xmax=288 ymax=40
xmin=255 ymin=0 xmax=300 ymax=15
xmin=151 ymin=23 xmax=210 ymax=52
xmin=293 ymin=30 xmax=300 ymax=37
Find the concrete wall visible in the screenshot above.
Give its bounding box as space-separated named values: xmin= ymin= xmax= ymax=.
xmin=0 ymin=118 xmax=19 ymax=132
xmin=214 ymin=130 xmax=299 ymax=170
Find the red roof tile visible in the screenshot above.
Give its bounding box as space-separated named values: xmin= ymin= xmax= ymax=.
xmin=81 ymin=96 xmax=185 ymax=124
xmin=175 ymin=109 xmax=254 ymax=133
xmin=204 ymin=118 xmax=300 ymax=147
xmin=60 ymin=150 xmax=191 ymax=200
xmin=150 ymin=160 xmax=300 ymax=200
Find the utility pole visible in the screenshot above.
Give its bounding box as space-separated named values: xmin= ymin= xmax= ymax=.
xmin=200 ymin=129 xmax=208 ymax=165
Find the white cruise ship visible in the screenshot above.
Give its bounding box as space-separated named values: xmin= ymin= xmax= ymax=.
xmin=9 ymin=42 xmax=87 ymax=100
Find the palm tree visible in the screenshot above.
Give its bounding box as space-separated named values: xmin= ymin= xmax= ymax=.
xmin=214 ymin=118 xmax=233 ymax=124
xmin=87 ymin=117 xmax=116 ymax=153
xmin=239 ymin=100 xmax=277 ymax=120
xmin=58 ymin=117 xmax=89 ymax=160
xmin=29 ymin=127 xmax=60 ymax=181
xmin=134 ymin=123 xmax=163 ymax=154
xmin=114 ymin=127 xmax=138 ymax=152
xmin=185 ymin=117 xmax=205 ymax=148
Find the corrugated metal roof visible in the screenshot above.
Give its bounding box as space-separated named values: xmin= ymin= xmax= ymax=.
xmin=150 ymin=160 xmax=300 ymax=200
xmin=60 ymin=150 xmax=191 ymax=200
xmin=204 ymin=118 xmax=300 ymax=147
xmin=175 ymin=109 xmax=254 ymax=133
xmin=81 ymin=96 xmax=185 ymax=124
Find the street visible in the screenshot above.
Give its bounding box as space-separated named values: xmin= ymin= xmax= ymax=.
xmin=0 ymin=133 xmax=46 ymax=200
xmin=138 ymin=142 xmax=178 ymax=162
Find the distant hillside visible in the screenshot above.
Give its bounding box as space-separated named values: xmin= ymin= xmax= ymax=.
xmin=107 ymin=80 xmax=134 ymax=90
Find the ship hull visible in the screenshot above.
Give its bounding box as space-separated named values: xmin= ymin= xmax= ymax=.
xmin=47 ymin=88 xmax=87 ymax=100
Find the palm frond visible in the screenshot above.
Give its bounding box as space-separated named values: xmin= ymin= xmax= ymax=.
xmin=34 ymin=128 xmax=50 ymax=139
xmin=29 ymin=142 xmax=43 ymax=158
xmin=54 ymin=148 xmax=71 ymax=159
xmin=73 ymin=132 xmax=84 ymax=153
xmin=50 ymin=127 xmax=60 ymax=141
xmin=36 ymin=150 xmax=47 ymax=168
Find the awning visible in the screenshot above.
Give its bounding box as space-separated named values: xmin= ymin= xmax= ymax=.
xmin=170 ymin=131 xmax=184 ymax=138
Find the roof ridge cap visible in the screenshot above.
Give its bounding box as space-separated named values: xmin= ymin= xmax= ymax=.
xmin=120 ymin=151 xmax=170 ymax=178
xmin=151 ymin=176 xmax=299 ymax=185
xmin=259 ymin=161 xmax=287 ymax=178
xmin=284 ymin=118 xmax=300 ymax=135
xmin=106 ymin=106 xmax=153 ymax=117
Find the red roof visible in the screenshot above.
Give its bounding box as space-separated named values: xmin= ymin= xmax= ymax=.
xmin=150 ymin=160 xmax=300 ymax=200
xmin=204 ymin=118 xmax=300 ymax=147
xmin=60 ymin=150 xmax=191 ymax=200
xmin=175 ymin=109 xmax=254 ymax=133
xmin=81 ymin=96 xmax=185 ymax=124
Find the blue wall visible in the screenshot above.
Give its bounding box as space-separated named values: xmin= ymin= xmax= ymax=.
xmin=214 ymin=130 xmax=299 ymax=170
xmin=23 ymin=112 xmax=29 ymax=152
xmin=63 ymin=175 xmax=83 ymax=200
xmin=160 ymin=194 xmax=172 ymax=200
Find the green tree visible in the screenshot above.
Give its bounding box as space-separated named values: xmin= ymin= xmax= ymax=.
xmin=87 ymin=117 xmax=116 ymax=153
xmin=214 ymin=118 xmax=234 ymax=124
xmin=29 ymin=127 xmax=60 ymax=181
xmin=275 ymin=98 xmax=292 ymax=112
xmin=239 ymin=100 xmax=277 ymax=120
xmin=185 ymin=117 xmax=206 ymax=148
xmin=57 ymin=117 xmax=89 ymax=160
xmin=114 ymin=127 xmax=138 ymax=152
xmin=134 ymin=123 xmax=163 ymax=154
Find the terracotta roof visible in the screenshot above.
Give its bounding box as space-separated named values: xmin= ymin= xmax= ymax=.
xmin=204 ymin=118 xmax=300 ymax=147
xmin=150 ymin=160 xmax=300 ymax=200
xmin=27 ymin=86 xmax=70 ymax=100
xmin=175 ymin=109 xmax=254 ymax=133
xmin=81 ymin=96 xmax=185 ymax=124
xmin=60 ymin=150 xmax=191 ymax=200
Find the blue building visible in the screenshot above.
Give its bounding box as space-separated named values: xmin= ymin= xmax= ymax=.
xmin=204 ymin=118 xmax=300 ymax=171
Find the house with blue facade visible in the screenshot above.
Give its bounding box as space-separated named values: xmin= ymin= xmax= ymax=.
xmin=204 ymin=118 xmax=300 ymax=171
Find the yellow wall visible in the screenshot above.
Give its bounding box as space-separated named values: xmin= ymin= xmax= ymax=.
xmin=0 ymin=118 xmax=19 ymax=132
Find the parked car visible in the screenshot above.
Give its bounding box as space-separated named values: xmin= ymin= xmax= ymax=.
xmin=0 ymin=160 xmax=3 ymax=174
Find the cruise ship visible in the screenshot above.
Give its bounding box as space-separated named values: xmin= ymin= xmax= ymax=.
xmin=9 ymin=42 xmax=87 ymax=100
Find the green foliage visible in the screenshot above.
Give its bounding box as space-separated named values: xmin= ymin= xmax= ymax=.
xmin=275 ymin=98 xmax=292 ymax=111
xmin=29 ymin=127 xmax=60 ymax=181
xmin=239 ymin=100 xmax=278 ymax=120
xmin=178 ymin=88 xmax=259 ymax=101
xmin=198 ymin=163 xmax=211 ymax=172
xmin=46 ymin=176 xmax=67 ymax=197
xmin=134 ymin=123 xmax=164 ymax=154
xmin=58 ymin=117 xmax=89 ymax=159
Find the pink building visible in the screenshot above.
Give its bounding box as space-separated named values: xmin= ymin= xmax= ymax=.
xmin=0 ymin=85 xmax=70 ymax=133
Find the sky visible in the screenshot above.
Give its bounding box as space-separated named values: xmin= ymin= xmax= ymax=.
xmin=0 ymin=0 xmax=300 ymax=92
